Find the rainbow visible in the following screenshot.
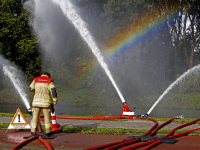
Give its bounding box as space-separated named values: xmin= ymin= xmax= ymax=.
xmin=104 ymin=2 xmax=181 ymax=58
xmin=68 ymin=2 xmax=181 ymax=89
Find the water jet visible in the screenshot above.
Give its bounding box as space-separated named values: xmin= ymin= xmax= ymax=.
xmin=50 ymin=0 xmax=136 ymax=117
xmin=146 ymin=64 xmax=200 ymax=116
xmin=2 ymin=64 xmax=30 ymax=110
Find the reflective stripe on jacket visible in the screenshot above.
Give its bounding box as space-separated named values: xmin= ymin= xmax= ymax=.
xmin=29 ymin=75 xmax=57 ymax=107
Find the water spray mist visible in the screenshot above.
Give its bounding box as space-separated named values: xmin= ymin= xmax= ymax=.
xmin=147 ymin=64 xmax=200 ymax=116
xmin=3 ymin=65 xmax=30 ymax=110
xmin=51 ymin=0 xmax=126 ymax=104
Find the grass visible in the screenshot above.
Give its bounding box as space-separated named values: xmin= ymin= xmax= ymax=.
xmin=1 ymin=112 xmax=198 ymax=124
xmin=1 ymin=113 xmax=200 ymax=135
xmin=0 ymin=123 xmax=10 ymax=130
xmin=2 ymin=123 xmax=200 ymax=135
xmin=44 ymin=125 xmax=200 ymax=135
xmin=0 ymin=112 xmax=31 ymax=117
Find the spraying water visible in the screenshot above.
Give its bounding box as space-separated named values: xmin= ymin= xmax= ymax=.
xmin=2 ymin=65 xmax=30 ymax=109
xmin=147 ymin=64 xmax=200 ymax=115
xmin=51 ymin=0 xmax=126 ymax=104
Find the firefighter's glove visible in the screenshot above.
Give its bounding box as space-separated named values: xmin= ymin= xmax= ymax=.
xmin=27 ymin=108 xmax=33 ymax=116
xmin=51 ymin=103 xmax=55 ymax=114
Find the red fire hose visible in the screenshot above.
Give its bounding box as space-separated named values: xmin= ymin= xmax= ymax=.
xmin=143 ymin=127 xmax=200 ymax=150
xmin=10 ymin=113 xmax=200 ymax=150
xmin=122 ymin=139 xmax=158 ymax=150
xmin=56 ymin=115 xmax=125 ymax=120
xmin=37 ymin=121 xmax=53 ymax=150
xmin=83 ymin=117 xmax=158 ymax=150
xmin=170 ymin=127 xmax=200 ymax=138
xmin=11 ymin=116 xmax=61 ymax=150
xmin=142 ymin=140 xmax=162 ymax=150
xmin=115 ymin=118 xmax=175 ymax=150
xmin=166 ymin=118 xmax=200 ymax=136
xmin=135 ymin=119 xmax=200 ymax=150
xmin=38 ymin=136 xmax=53 ymax=150
xmin=148 ymin=118 xmax=175 ymax=136
xmin=11 ymin=115 xmax=124 ymax=150
xmin=10 ymin=135 xmax=37 ymax=150
xmin=135 ymin=117 xmax=159 ymax=136
xmin=104 ymin=139 xmax=141 ymax=150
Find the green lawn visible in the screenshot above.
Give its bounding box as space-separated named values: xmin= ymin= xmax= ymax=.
xmin=1 ymin=113 xmax=200 ymax=135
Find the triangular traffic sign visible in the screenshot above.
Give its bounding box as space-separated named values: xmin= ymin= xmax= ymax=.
xmin=7 ymin=108 xmax=30 ymax=132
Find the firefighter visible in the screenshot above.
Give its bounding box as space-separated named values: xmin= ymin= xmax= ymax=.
xmin=29 ymin=72 xmax=57 ymax=137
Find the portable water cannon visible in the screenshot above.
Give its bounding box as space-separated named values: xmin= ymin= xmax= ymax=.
xmin=136 ymin=113 xmax=149 ymax=117
xmin=142 ymin=114 xmax=149 ymax=117
xmin=27 ymin=108 xmax=33 ymax=116
xmin=120 ymin=102 xmax=135 ymax=119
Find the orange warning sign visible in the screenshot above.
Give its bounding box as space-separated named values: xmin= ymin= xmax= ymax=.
xmin=10 ymin=108 xmax=29 ymax=125
xmin=7 ymin=108 xmax=30 ymax=132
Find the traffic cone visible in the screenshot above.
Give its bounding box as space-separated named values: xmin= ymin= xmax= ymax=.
xmin=51 ymin=108 xmax=58 ymax=131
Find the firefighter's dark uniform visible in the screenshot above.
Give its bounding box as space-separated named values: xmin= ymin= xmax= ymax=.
xmin=29 ymin=74 xmax=57 ymax=134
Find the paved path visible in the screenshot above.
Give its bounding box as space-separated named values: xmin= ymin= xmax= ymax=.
xmin=2 ymin=130 xmax=200 ymax=150
xmin=1 ymin=116 xmax=200 ymax=149
xmin=1 ymin=116 xmax=200 ymax=130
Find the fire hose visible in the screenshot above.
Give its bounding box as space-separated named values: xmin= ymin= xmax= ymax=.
xmin=83 ymin=117 xmax=159 ymax=150
xmin=56 ymin=115 xmax=125 ymax=120
xmin=10 ymin=113 xmax=157 ymax=150
xmin=141 ymin=118 xmax=200 ymax=150
xmin=84 ymin=117 xmax=200 ymax=150
xmin=100 ymin=118 xmax=174 ymax=150
xmin=10 ymin=135 xmax=37 ymax=150
xmin=10 ymin=119 xmax=57 ymax=150
xmin=37 ymin=121 xmax=53 ymax=150
xmin=10 ymin=112 xmax=200 ymax=150
xmin=11 ymin=111 xmax=62 ymax=150
xmin=119 ymin=118 xmax=176 ymax=150
xmin=120 ymin=118 xmax=200 ymax=150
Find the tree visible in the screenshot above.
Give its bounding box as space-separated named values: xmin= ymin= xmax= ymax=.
xmin=165 ymin=0 xmax=200 ymax=69
xmin=185 ymin=0 xmax=200 ymax=68
xmin=0 ymin=0 xmax=41 ymax=79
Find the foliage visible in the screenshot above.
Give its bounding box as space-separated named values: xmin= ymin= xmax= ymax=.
xmin=40 ymin=125 xmax=200 ymax=135
xmin=0 ymin=123 xmax=9 ymax=129
xmin=0 ymin=113 xmax=15 ymax=117
xmin=0 ymin=0 xmax=41 ymax=79
xmin=0 ymin=0 xmax=200 ymax=110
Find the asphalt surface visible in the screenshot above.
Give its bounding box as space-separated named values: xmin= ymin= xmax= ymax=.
xmin=1 ymin=116 xmax=200 ymax=149
xmin=1 ymin=116 xmax=200 ymax=130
